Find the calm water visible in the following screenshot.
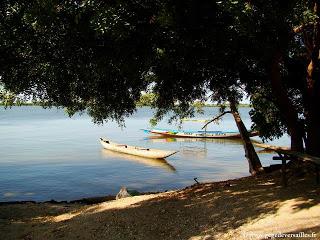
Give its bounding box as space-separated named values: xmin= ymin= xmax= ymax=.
xmin=0 ymin=106 xmax=289 ymax=202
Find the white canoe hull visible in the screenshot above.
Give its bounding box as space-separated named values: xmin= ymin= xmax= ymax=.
xmin=100 ymin=138 xmax=178 ymax=159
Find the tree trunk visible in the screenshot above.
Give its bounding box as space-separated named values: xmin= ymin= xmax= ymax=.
xmin=303 ymin=1 xmax=320 ymax=157
xmin=229 ymin=99 xmax=264 ymax=175
xmin=306 ymin=118 xmax=320 ymax=156
xmin=304 ymin=47 xmax=320 ymax=156
xmin=270 ymin=51 xmax=305 ymax=152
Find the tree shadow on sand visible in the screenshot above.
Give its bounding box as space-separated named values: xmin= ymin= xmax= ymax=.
xmin=0 ymin=169 xmax=319 ymax=240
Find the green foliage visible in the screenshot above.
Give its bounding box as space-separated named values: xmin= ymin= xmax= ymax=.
xmin=0 ymin=0 xmax=161 ymax=124
xmin=0 ymin=90 xmax=18 ymax=107
xmin=136 ymin=93 xmax=156 ymax=107
xmin=193 ymin=101 xmax=205 ymax=114
xmin=249 ymin=90 xmax=287 ymax=141
xmin=0 ymin=0 xmax=316 ymax=142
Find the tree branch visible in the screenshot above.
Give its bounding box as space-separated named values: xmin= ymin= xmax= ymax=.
xmin=201 ymin=111 xmax=232 ymax=129
xmin=293 ymin=22 xmax=314 ymax=33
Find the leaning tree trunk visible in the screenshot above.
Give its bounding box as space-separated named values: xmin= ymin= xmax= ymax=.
xmin=229 ymin=99 xmax=264 ymax=175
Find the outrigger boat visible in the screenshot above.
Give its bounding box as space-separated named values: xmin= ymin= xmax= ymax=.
xmin=142 ymin=129 xmax=259 ymax=139
xmin=100 ymin=138 xmax=178 ymax=159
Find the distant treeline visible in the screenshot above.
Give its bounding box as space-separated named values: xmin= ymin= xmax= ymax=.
xmin=202 ymin=103 xmax=251 ymax=107
xmin=0 ymin=102 xmax=42 ymax=106
xmin=135 ymin=93 xmax=251 ymax=107
xmin=1 ymin=94 xmax=251 ymax=108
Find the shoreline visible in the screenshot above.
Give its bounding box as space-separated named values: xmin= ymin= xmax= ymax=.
xmin=0 ymin=176 xmax=250 ymax=205
xmin=1 ymin=165 xmax=280 ymax=205
xmin=1 ymin=170 xmax=319 ymax=240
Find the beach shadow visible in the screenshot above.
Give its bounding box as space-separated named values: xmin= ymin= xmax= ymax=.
xmin=1 ymin=170 xmax=319 ymax=240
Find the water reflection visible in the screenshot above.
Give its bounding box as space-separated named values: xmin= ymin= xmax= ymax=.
xmin=144 ymin=136 xmax=268 ymax=159
xmin=179 ymin=146 xmax=208 ymax=159
xmin=256 ymin=149 xmax=275 ymax=154
xmin=100 ymin=149 xmax=176 ymax=173
xmin=0 ymin=106 xmax=289 ymax=201
xmin=145 ymin=135 xmax=245 ymax=145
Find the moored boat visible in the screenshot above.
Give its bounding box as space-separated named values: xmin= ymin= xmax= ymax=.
xmin=142 ymin=129 xmax=259 ymax=139
xmin=100 ymin=138 xmax=178 ymax=159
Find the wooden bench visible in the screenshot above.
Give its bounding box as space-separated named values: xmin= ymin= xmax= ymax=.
xmin=272 ymin=154 xmax=291 ymax=187
xmin=253 ymin=142 xmax=320 ymax=187
xmin=272 ymin=150 xmax=320 ymax=187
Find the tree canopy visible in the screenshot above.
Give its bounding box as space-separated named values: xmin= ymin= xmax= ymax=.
xmin=1 ymin=0 xmax=320 ymax=156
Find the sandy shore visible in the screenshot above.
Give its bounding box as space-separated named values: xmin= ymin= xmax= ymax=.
xmin=1 ymin=169 xmax=319 ymax=240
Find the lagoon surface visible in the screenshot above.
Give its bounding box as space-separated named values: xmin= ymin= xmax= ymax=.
xmin=0 ymin=106 xmax=289 ymax=202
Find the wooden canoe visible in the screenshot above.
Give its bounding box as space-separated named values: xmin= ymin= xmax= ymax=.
xmin=144 ymin=129 xmax=259 ymax=139
xmin=100 ymin=138 xmax=178 ymax=159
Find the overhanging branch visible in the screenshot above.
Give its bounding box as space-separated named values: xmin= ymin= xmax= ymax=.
xmin=201 ymin=111 xmax=232 ymax=129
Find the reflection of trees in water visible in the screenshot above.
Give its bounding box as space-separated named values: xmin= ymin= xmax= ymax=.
xmin=100 ymin=149 xmax=176 ymax=173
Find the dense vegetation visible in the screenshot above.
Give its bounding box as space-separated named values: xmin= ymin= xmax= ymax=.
xmin=0 ymin=1 xmax=319 ymax=159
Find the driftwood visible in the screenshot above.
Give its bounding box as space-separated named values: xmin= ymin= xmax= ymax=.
xmin=253 ymin=142 xmax=320 ymax=165
xmin=253 ymin=142 xmax=290 ymax=151
xmin=116 ymin=187 xmax=131 ymax=200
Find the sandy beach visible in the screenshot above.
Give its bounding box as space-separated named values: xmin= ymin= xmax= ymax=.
xmin=1 ymin=168 xmax=319 ymax=240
